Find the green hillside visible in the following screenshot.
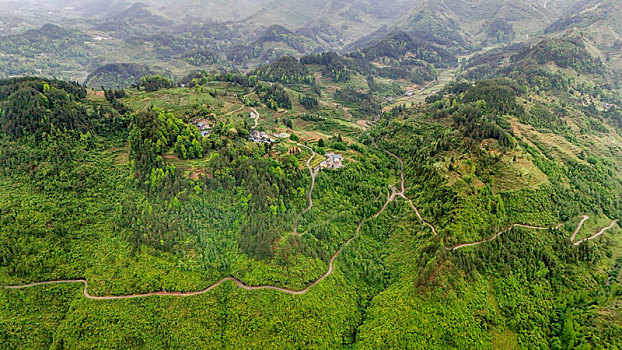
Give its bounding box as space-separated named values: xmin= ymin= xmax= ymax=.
xmin=546 ymin=0 xmax=622 ymax=73
xmin=1 ymin=1 xmax=621 ymax=349
xmin=1 ymin=39 xmax=622 ymax=347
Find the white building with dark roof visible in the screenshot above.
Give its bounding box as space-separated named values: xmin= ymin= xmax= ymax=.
xmin=319 ymin=153 xmax=344 ymax=170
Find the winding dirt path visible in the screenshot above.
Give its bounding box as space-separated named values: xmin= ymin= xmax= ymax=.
xmin=4 ymin=188 xmax=395 ymax=299
xmin=452 ymin=215 xmax=618 ymax=250
xmin=250 ymin=108 xmax=259 ymax=128
xmin=380 ymin=147 xmax=438 ymax=236
xmin=3 ymin=275 xmax=326 ymax=298
xmin=3 ymin=146 xmax=398 ymax=299
xmin=293 ymin=144 xmax=317 ymax=235
xmin=571 ymin=217 xmax=619 ymax=246
xmin=379 ymin=147 xmax=618 ymax=250
xmin=4 ymin=148 xmax=619 ymax=297
xmin=224 ymin=106 xmax=245 ymax=117
xmin=570 ymin=215 xmax=591 ymax=244
xmin=452 ymin=224 xmax=555 ymax=250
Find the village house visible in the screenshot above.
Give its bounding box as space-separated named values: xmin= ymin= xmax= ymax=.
xmin=318 ymin=153 xmax=344 ymax=170
xmin=192 ymin=119 xmax=212 ymax=137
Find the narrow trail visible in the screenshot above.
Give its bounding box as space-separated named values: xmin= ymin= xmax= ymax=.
xmin=570 ymin=215 xmax=591 ymax=243
xmin=224 ymin=106 xmax=246 ymax=117
xmin=293 ymin=144 xmax=317 ymax=235
xmin=379 ymin=146 xmax=618 ymax=250
xmin=571 ymin=217 xmax=619 ymax=246
xmin=379 ymin=149 xmax=618 ymax=251
xmin=3 ymin=147 xmax=397 ymax=299
xmin=250 ymin=108 xmax=259 ymax=128
xmin=452 ymin=224 xmax=556 ymax=250
xmin=4 ymin=187 xmax=395 ymax=299
xmin=380 ymin=147 xmax=438 ymax=236
xmin=4 ymin=148 xmax=619 ymax=298
xmin=452 ymin=215 xmax=618 ymax=250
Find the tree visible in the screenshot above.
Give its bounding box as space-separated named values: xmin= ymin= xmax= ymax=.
xmin=300 ymin=96 xmax=318 ymax=109
xmin=139 ymin=75 xmax=173 ymax=92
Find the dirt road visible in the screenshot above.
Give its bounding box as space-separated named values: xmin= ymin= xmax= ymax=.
xmin=250 ymin=108 xmax=259 ymax=128
xmin=4 ymin=187 xmax=395 ymax=299
xmin=294 ymin=144 xmax=317 ymax=235
xmin=453 ymin=215 xmax=618 ymax=250
xmin=4 ymin=149 xmax=618 ymax=297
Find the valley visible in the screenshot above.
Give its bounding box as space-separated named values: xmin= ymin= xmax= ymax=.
xmin=1 ymin=0 xmax=622 ymax=349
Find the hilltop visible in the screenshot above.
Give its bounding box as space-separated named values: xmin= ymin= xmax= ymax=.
xmin=546 ymin=0 xmax=622 ymax=73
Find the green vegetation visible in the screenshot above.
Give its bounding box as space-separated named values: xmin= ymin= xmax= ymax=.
xmin=0 ymin=24 xmax=91 ymax=80
xmin=0 ymin=78 xmax=88 ymax=140
xmin=335 ymin=87 xmax=382 ymax=117
xmin=85 ymin=64 xmax=155 ymax=90
xmin=351 ymin=31 xmax=457 ymax=65
xmin=511 ymin=38 xmax=605 ymax=75
xmin=1 ymin=2 xmax=622 ymax=348
xmin=2 ymin=45 xmax=622 ymax=346
xmin=139 ymin=75 xmax=174 ymax=92
xmin=181 ymin=50 xmax=222 ymax=67
xmin=357 ymin=74 xmax=622 ymax=348
xmin=252 ymin=56 xmax=314 ymax=85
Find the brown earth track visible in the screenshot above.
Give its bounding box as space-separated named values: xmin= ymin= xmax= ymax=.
xmin=4 ymin=150 xmax=618 ymax=297
xmin=293 ymin=144 xmax=317 ymax=235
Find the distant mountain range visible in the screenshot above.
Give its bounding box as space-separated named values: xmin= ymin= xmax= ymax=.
xmin=546 ymin=0 xmax=622 ymax=73
xmin=0 ymin=0 xmax=619 ymax=84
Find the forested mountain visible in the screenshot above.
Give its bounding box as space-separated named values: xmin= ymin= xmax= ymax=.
xmin=0 ymin=0 xmax=604 ymax=84
xmin=546 ymin=0 xmax=622 ymax=73
xmin=352 ymin=0 xmax=588 ymax=52
xmin=0 ymin=23 xmax=92 ymax=79
xmin=1 ymin=1 xmax=622 ymax=349
xmin=141 ymin=0 xmax=272 ymax=22
xmin=84 ymin=63 xmax=156 ymax=89
xmin=94 ymin=2 xmax=175 ymax=39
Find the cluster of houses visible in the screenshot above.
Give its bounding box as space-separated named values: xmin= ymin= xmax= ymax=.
xmin=248 ymin=129 xmax=275 ymax=143
xmin=197 ymin=107 xmax=347 ymax=169
xmin=383 ymin=87 xmax=422 ymax=102
xmin=247 ymin=110 xmax=278 ymax=144
xmin=582 ymin=101 xmax=616 ymax=110
xmin=192 ymin=119 xmax=212 ymax=137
